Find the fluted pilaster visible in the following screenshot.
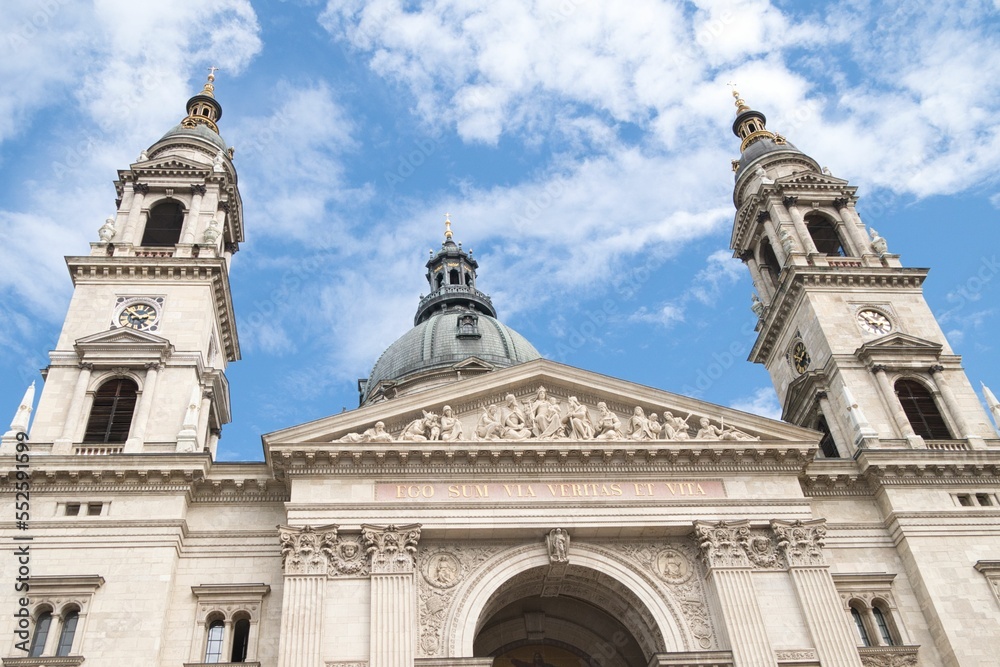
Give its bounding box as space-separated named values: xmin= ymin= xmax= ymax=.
xmin=363 ymin=524 xmax=421 ymax=667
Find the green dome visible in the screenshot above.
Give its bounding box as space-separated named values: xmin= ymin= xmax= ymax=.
xmin=156 ymin=123 xmax=228 ymax=152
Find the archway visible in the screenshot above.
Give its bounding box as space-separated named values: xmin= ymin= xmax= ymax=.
xmin=447 ymin=544 xmax=689 ymax=663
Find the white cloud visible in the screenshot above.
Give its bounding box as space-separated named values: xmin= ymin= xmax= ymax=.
xmin=630 ymin=304 xmax=685 ymax=328
xmin=729 ymin=387 xmax=783 ymax=420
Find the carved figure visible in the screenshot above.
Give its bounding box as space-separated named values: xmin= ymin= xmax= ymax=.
xmin=138 ymin=149 xmax=148 ymax=162
xmin=695 ymin=417 xmax=758 ymax=441
xmin=501 ymin=394 xmax=532 ymax=440
xmin=647 ymin=413 xmax=662 ymax=439
xmin=822 ymin=166 xmax=833 ymax=176
xmin=751 ymin=293 xmax=765 ymax=318
xmin=438 ymin=405 xmax=464 ymax=441
xmin=662 ymin=411 xmax=691 ymax=440
xmin=98 ymin=217 xmax=116 ymax=244
xmin=562 ymin=396 xmax=594 ymax=440
xmin=203 ymin=219 xmax=221 ymax=245
xmin=338 ymin=421 xmax=393 ymax=443
xmin=400 ymin=411 xmax=440 ymax=441
xmin=593 ymin=402 xmax=624 ymax=440
xmin=626 ymin=406 xmax=651 ymax=440
xmin=546 ymin=528 xmax=570 ymax=563
xmin=528 ymin=386 xmax=561 ymax=438
xmin=753 ymin=165 xmax=774 ymax=184
xmin=869 ymin=228 xmax=888 ymax=255
xmin=213 ymin=149 xmax=225 ymax=171
xmin=475 ymin=404 xmax=502 ymax=440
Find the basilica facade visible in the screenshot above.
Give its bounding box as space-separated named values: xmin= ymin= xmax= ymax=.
xmin=3 ymin=76 xmax=1000 ymax=667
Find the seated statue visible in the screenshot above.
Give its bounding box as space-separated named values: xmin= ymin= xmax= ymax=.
xmin=439 ymin=405 xmax=464 ymax=441
xmin=593 ymin=402 xmax=624 ymax=440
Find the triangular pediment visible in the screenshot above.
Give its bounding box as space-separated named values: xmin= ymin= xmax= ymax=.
xmin=131 ymin=156 xmax=212 ymax=175
xmin=856 ymin=332 xmax=943 ymax=364
xmin=452 ymin=357 xmax=495 ymax=372
xmin=74 ymin=328 xmax=173 ymax=362
xmin=775 ymin=171 xmax=850 ymax=187
xmin=264 ymin=359 xmax=818 ymax=448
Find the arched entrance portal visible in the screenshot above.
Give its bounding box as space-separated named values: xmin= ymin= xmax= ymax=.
xmin=472 ymin=564 xmax=663 ymax=667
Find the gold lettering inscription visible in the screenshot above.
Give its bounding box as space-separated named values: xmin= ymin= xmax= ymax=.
xmin=379 ymin=480 xmax=722 ymax=502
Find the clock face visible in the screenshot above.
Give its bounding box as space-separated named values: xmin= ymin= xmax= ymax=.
xmin=791 ymin=341 xmax=811 ymax=374
xmin=117 ymin=302 xmax=158 ymax=331
xmin=857 ymin=309 xmax=892 ymax=335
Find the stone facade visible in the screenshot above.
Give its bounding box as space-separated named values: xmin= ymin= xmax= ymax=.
xmin=2 ymin=85 xmax=1000 ymax=667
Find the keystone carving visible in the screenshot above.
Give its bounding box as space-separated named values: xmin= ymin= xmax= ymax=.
xmin=362 ymin=523 xmax=421 ymax=574
xmin=771 ymin=519 xmax=827 ymax=567
xmin=546 ymin=528 xmax=570 ymax=563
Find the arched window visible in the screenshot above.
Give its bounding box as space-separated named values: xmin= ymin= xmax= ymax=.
xmin=872 ymin=605 xmax=895 ymax=646
xmin=56 ymin=609 xmax=79 ymax=656
xmin=895 ymin=379 xmax=952 ymax=439
xmin=464 ymin=271 xmax=473 ymax=288
xmin=758 ymin=237 xmax=781 ymax=287
xmin=204 ymin=619 xmax=225 ymax=663
xmin=851 ymin=606 xmax=872 ymax=646
xmin=29 ymin=610 xmax=52 ymax=657
xmin=449 ymin=268 xmax=460 ymax=285
xmin=806 ymin=215 xmax=846 ymax=256
xmin=231 ymin=617 xmax=251 ymax=662
xmin=141 ymin=200 xmax=185 ymax=246
xmin=435 ymin=273 xmax=444 ymax=290
xmin=816 ymin=416 xmax=839 ymax=458
xmin=83 ymin=378 xmax=138 ymax=444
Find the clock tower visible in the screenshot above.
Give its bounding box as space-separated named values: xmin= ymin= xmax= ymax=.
xmin=729 ymin=90 xmax=995 ymax=456
xmin=22 ymin=72 xmax=243 ymax=457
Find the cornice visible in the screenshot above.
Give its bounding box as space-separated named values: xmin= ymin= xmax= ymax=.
xmin=751 ymin=266 xmax=930 ymax=365
xmin=268 ymin=440 xmax=816 ymax=478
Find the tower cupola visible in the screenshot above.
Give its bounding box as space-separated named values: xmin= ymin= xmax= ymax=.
xmin=181 ymin=68 xmax=223 ymax=134
xmin=731 ymin=88 xmax=774 ymax=152
xmin=413 ymin=215 xmax=497 ymax=325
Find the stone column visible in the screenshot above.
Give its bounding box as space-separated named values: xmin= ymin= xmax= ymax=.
xmin=694 ymin=521 xmax=777 ymax=667
xmin=816 ymin=390 xmax=850 ymax=457
xmin=760 ymin=212 xmax=789 ymax=266
xmin=871 ymin=365 xmax=923 ymax=447
xmin=784 ymin=197 xmax=819 ymax=255
xmin=197 ymin=389 xmax=213 ymax=452
xmin=834 ymin=200 xmax=873 ymax=257
xmin=277 ymin=525 xmax=338 ymax=667
xmin=739 ymin=250 xmax=773 ymax=305
xmin=123 ymin=183 xmax=148 ymax=244
xmin=183 ymin=183 xmax=207 ymax=244
xmin=125 ymin=362 xmax=159 ymax=452
xmin=772 ymin=520 xmax=863 ymax=666
xmin=363 ymin=524 xmax=422 ymax=667
xmin=54 ymin=363 xmax=93 ymax=452
xmin=929 ymin=365 xmax=978 ymax=444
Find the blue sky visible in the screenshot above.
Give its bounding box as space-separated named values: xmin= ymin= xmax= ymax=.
xmin=1 ymin=1 xmax=998 ymax=461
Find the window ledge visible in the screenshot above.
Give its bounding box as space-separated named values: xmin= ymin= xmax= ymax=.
xmin=3 ymin=657 xmax=86 ymax=667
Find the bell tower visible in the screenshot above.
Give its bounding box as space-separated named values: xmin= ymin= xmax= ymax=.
xmin=17 ymin=71 xmax=244 ymax=458
xmin=729 ymin=89 xmax=996 ymax=456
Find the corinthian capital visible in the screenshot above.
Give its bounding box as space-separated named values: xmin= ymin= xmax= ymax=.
xmin=694 ymin=520 xmax=751 ymax=569
xmin=278 ymin=524 xmax=339 ymax=575
xmin=362 ymin=523 xmax=421 ymax=574
xmin=771 ymin=519 xmax=827 ymax=567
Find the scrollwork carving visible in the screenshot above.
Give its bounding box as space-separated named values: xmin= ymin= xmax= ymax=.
xmin=362 ymin=523 xmax=421 ymax=574
xmin=694 ymin=520 xmax=751 ymax=569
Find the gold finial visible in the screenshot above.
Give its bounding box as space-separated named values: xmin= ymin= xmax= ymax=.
xmin=728 ymin=81 xmax=749 ymax=115
xmin=444 ymin=213 xmax=453 ymax=240
xmin=201 ymin=66 xmax=219 ymax=98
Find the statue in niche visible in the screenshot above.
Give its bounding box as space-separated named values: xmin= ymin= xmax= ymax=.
xmin=562 ymin=396 xmax=594 ymax=440
xmin=546 ymin=528 xmax=570 ymax=564
xmin=98 ymin=217 xmax=116 ymax=244
xmin=869 ymin=228 xmax=888 ymax=255
xmin=438 ymin=405 xmax=464 ymax=441
xmin=528 ymin=386 xmax=561 ymax=438
xmin=662 ymin=411 xmax=691 ymax=440
xmin=627 ymin=406 xmax=660 ymax=440
xmin=593 ymin=402 xmax=624 ymax=440
xmin=501 ymin=394 xmax=532 ymax=440
xmin=475 ymin=404 xmax=502 ymax=440
xmin=751 ymin=293 xmax=765 ymax=318
xmin=753 ymin=165 xmax=774 ymax=184
xmin=400 ymin=411 xmax=441 ymax=441
xmin=695 ymin=416 xmax=759 ymax=441
xmin=337 ymin=421 xmax=393 ymax=443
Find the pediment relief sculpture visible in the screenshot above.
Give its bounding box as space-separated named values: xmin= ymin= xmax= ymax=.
xmin=330 ymin=386 xmax=762 ymax=444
